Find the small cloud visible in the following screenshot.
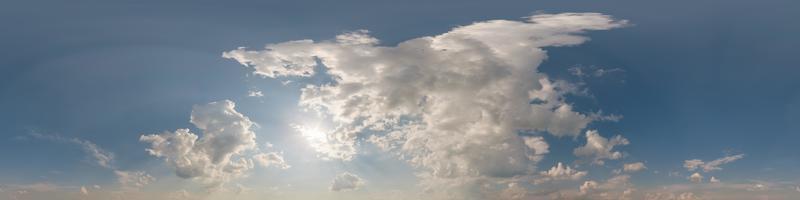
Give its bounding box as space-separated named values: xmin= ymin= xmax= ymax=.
xmin=330 ymin=172 xmax=364 ymax=192
xmin=709 ymin=176 xmax=720 ymax=183
xmin=253 ymin=152 xmax=290 ymax=169
xmin=688 ymin=172 xmax=703 ymax=183
xmin=623 ymin=162 xmax=647 ymax=173
xmin=248 ymin=89 xmax=264 ymax=97
xmin=115 ymin=170 xmax=155 ymax=190
xmin=568 ymin=65 xmax=625 ymax=78
xmin=29 ymin=133 xmax=114 ymax=169
xmin=80 ymin=186 xmax=88 ymax=195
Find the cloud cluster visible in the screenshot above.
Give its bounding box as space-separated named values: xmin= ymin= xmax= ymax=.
xmin=536 ymin=162 xmax=587 ymax=184
xmin=115 ymin=170 xmax=155 ymax=190
xmin=574 ymin=130 xmax=629 ymax=165
xmin=225 ymin=12 xmax=627 ymax=198
xmin=578 ymin=175 xmax=634 ymax=199
xmin=684 ymin=154 xmax=744 ymax=172
xmin=329 ymin=172 xmax=364 ymax=192
xmin=140 ymin=100 xmax=286 ymax=187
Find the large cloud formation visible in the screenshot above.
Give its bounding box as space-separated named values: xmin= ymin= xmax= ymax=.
xmin=224 ymin=13 xmax=627 ymax=199
xmin=140 ymin=100 xmax=286 ymax=188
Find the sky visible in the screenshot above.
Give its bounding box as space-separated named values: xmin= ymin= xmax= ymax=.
xmin=1 ymin=0 xmax=799 ymax=199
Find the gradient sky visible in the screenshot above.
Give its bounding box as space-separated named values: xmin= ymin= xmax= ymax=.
xmin=1 ymin=0 xmax=799 ymax=199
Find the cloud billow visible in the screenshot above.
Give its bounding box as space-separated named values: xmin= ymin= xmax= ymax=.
xmin=140 ymin=100 xmax=288 ymax=188
xmin=225 ymin=12 xmax=627 ymax=199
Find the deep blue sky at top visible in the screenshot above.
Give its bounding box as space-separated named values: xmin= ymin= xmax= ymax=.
xmin=0 ymin=0 xmax=798 ymax=185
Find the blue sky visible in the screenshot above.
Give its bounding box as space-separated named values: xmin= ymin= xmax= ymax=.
xmin=1 ymin=0 xmax=799 ymax=199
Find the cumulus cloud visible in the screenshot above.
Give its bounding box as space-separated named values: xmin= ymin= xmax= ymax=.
xmin=253 ymin=152 xmax=290 ymax=169
xmin=683 ymin=154 xmax=744 ymax=172
xmin=140 ymin=100 xmax=271 ymax=187
xmin=330 ymin=172 xmax=364 ymax=192
xmin=573 ymin=130 xmax=629 ymax=165
xmin=225 ymin=12 xmax=626 ymax=199
xmin=689 ymin=172 xmax=704 ymax=183
xmin=623 ymin=162 xmax=647 ymax=173
xmin=578 ymin=175 xmax=634 ymax=199
xmin=710 ymin=176 xmax=720 ymax=183
xmin=580 ymin=180 xmax=599 ymax=195
xmin=536 ymin=162 xmax=587 ymax=183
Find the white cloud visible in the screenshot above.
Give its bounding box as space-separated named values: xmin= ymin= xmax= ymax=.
xmin=573 ymin=130 xmax=629 ymax=165
xmin=568 ymin=65 xmax=625 ymax=78
xmin=140 ymin=100 xmax=267 ymax=186
xmin=578 ymin=175 xmax=634 ymax=199
xmin=29 ymin=133 xmax=114 ymax=169
xmin=536 ymin=162 xmax=587 ymax=183
xmin=27 ymin=133 xmax=159 ymax=194
xmin=623 ymin=162 xmax=647 ymax=173
xmin=115 ymin=170 xmax=155 ymax=190
xmin=247 ymin=90 xmax=264 ymax=97
xmin=580 ymin=180 xmax=599 ymax=195
xmin=689 ymin=172 xmax=703 ymax=183
xmin=330 ymin=172 xmax=364 ymax=192
xmin=710 ymin=176 xmax=720 ymax=183
xmin=522 ymin=136 xmax=549 ymax=163
xmin=225 ymin=12 xmax=627 ymax=199
xmin=80 ymin=186 xmax=88 ymax=195
xmin=683 ymin=154 xmax=744 ymax=172
xmin=253 ymin=152 xmax=290 ymax=169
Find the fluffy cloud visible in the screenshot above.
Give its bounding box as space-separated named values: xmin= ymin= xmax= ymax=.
xmin=580 ymin=180 xmax=599 ymax=195
xmin=329 ymin=172 xmax=364 ymax=192
xmin=536 ymin=162 xmax=587 ymax=183
xmin=140 ymin=100 xmax=273 ymax=187
xmin=225 ymin=12 xmax=626 ymax=199
xmin=623 ymin=162 xmax=647 ymax=173
xmin=253 ymin=152 xmax=290 ymax=169
xmin=574 ymin=130 xmax=629 ymax=165
xmin=683 ymin=154 xmax=744 ymax=172
xmin=689 ymin=172 xmax=704 ymax=183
